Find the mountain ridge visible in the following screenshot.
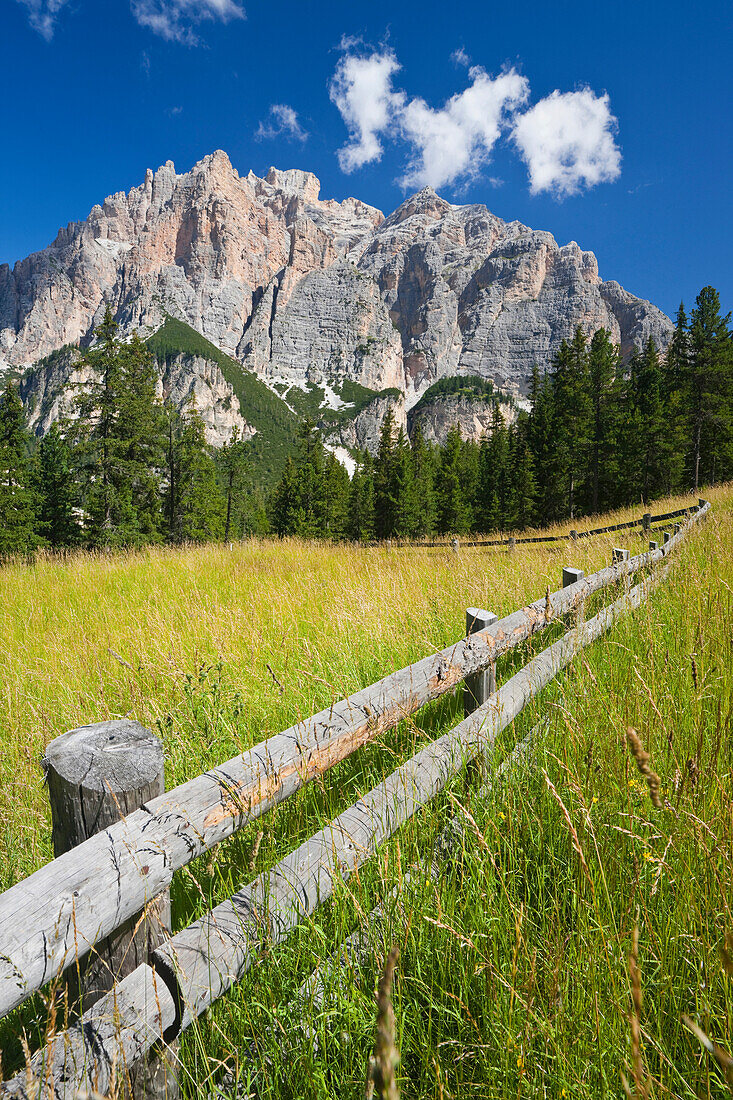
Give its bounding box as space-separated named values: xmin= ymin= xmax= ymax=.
xmin=0 ymin=151 xmax=673 ymax=408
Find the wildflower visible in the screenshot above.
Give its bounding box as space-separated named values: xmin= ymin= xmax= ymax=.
xmin=643 ymin=851 xmax=654 ymax=862
xmin=498 ymin=811 xmax=506 ymax=821
xmin=517 ymin=1055 xmax=524 ymax=1071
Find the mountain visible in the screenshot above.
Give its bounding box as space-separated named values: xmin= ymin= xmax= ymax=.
xmin=1 ymin=151 xmax=673 ymax=461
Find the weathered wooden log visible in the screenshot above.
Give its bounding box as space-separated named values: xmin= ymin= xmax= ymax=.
xmin=1 ymin=964 xmax=176 ymax=1099
xmin=152 ymin=565 xmax=668 ymax=1033
xmin=464 ymin=608 xmax=498 ymax=716
xmin=0 ymin=501 xmax=710 ymax=1020
xmin=43 ymin=720 xmax=177 ymax=1098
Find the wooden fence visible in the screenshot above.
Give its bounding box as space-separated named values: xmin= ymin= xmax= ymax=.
xmin=0 ymin=500 xmax=711 ymax=1098
xmin=372 ymin=502 xmax=699 ymax=551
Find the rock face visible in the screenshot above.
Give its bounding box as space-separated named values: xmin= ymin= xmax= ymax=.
xmin=407 ymin=392 xmax=514 ymax=447
xmin=19 ymin=346 xmax=251 ymax=447
xmin=323 ymin=391 xmax=407 ymax=456
xmin=1 ymin=151 xmax=673 ymax=415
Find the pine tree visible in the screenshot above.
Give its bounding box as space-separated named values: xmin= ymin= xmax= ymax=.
xmin=75 ymin=307 xmax=166 ymax=546
xmin=409 ymin=423 xmax=436 ymax=538
xmin=436 ymin=426 xmax=471 ymax=534
xmin=373 ymin=407 xmax=398 ymax=539
xmin=37 ymin=423 xmax=79 ymax=548
xmin=0 ymin=382 xmax=37 ymax=555
xmin=320 ymin=451 xmax=350 ymax=539
xmin=165 ymin=403 xmax=224 ymax=543
xmin=634 ymin=339 xmax=681 ymax=501
xmin=587 ymin=328 xmax=622 ymax=513
xmin=686 ymin=287 xmax=733 ymax=488
xmin=391 ymin=428 xmax=416 ymax=538
xmin=526 ymin=367 xmax=558 ymax=524
xmin=218 ymin=429 xmax=250 ymax=541
xmin=506 ymin=417 xmax=538 ymax=530
xmin=347 ymin=453 xmax=375 ymax=541
xmin=550 ymin=328 xmax=592 ymax=520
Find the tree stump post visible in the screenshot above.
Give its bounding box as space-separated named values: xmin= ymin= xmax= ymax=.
xmin=642 ymin=513 xmax=651 ymax=534
xmin=663 ymin=530 xmax=672 ymax=544
xmin=464 ymin=608 xmax=499 ymax=716
xmin=507 ymin=537 xmax=516 ymax=551
xmin=649 ymin=540 xmax=659 ymax=550
xmin=562 ymin=567 xmax=584 ymax=588
xmin=612 ymin=547 xmax=630 ymax=563
xmin=451 ymin=537 xmax=459 ymax=554
xmin=43 ymin=720 xmax=178 ymax=1099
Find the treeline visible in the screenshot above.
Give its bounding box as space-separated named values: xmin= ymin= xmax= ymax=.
xmin=271 ymin=285 xmax=732 ymax=540
xmin=0 ymin=309 xmax=266 ymax=555
xmin=0 ymin=287 xmax=730 ymax=555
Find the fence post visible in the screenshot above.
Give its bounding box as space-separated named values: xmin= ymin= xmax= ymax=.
xmin=663 ymin=530 xmax=672 ymax=544
xmin=451 ymin=537 xmax=459 ymax=554
xmin=570 ymin=530 xmax=578 ymax=542
xmin=612 ymin=547 xmax=630 ymax=564
xmin=562 ymin=567 xmax=584 ymax=588
xmin=649 ymin=540 xmax=659 ymax=551
xmin=699 ymin=498 xmax=705 ymax=510
xmin=43 ymin=719 xmax=177 ymax=1099
xmin=464 ymin=608 xmax=499 ymax=716
xmin=642 ymin=513 xmax=651 ymax=534
xmin=507 ymin=537 xmax=516 ymax=551
xmin=674 ymin=522 xmax=682 ymax=534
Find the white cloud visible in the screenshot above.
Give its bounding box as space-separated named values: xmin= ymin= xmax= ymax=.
xmin=256 ymin=104 xmax=308 ymax=143
xmin=329 ymin=47 xmax=622 ymax=199
xmin=399 ymin=66 xmax=529 ymax=189
xmin=329 ymin=48 xmax=404 ymax=172
xmin=513 ymin=88 xmax=621 ymax=197
xmin=130 ymin=0 xmax=244 ymax=44
xmin=15 ymin=0 xmax=70 ymax=40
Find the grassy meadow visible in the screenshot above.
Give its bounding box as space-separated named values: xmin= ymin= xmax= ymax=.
xmin=1 ymin=487 xmax=732 ymax=1098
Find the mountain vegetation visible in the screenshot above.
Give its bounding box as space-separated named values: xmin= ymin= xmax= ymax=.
xmin=0 ymin=287 xmax=730 ymax=555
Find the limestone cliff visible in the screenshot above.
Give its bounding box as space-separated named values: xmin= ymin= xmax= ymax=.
xmin=2 ymin=151 xmax=673 ymax=434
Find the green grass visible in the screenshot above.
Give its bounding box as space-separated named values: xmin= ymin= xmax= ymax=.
xmin=146 ymin=315 xmax=299 ymax=487
xmin=0 ymin=487 xmax=731 ymax=1097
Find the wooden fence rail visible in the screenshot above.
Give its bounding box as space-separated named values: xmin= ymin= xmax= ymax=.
xmin=0 ymin=501 xmax=710 ymax=1097
xmin=369 ymin=502 xmax=700 ymax=551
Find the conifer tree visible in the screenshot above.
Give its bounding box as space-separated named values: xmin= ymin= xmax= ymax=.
xmin=506 ymin=417 xmax=538 ymax=530
xmin=37 ymin=423 xmax=79 ymax=548
xmin=686 ymin=286 xmax=733 ymax=488
xmin=165 ymin=402 xmax=224 ymax=543
xmin=550 ymin=328 xmax=592 ymax=520
xmin=0 ymin=382 xmax=37 ymax=555
xmin=391 ymin=428 xmax=416 ymax=538
xmin=587 ymin=328 xmax=622 ymax=513
xmin=320 ymin=450 xmax=350 ymax=539
xmin=436 ymin=426 xmax=471 ymax=534
xmin=409 ymin=423 xmax=436 ymax=538
xmin=347 ymin=453 xmax=375 ymax=541
xmin=373 ymin=406 xmax=398 ymax=539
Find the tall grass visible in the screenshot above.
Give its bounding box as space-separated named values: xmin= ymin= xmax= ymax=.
xmin=1 ymin=486 xmax=731 ymax=1098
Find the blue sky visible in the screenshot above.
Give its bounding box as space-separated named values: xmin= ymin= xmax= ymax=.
xmin=1 ymin=0 xmax=731 ymax=319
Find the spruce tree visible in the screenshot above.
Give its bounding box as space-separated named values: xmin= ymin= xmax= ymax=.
xmin=436 ymin=426 xmax=471 ymax=535
xmin=686 ymin=287 xmax=733 ymax=488
xmin=587 ymin=328 xmax=622 ymax=513
xmin=0 ymin=382 xmax=37 ymax=555
xmin=37 ymin=423 xmax=79 ymax=548
xmin=373 ymin=406 xmax=398 ymax=539
xmin=391 ymin=428 xmax=416 ymax=538
xmin=409 ymin=423 xmax=436 ymax=538
xmin=165 ymin=402 xmax=224 ymax=543
xmin=347 ymin=453 xmax=375 ymax=541
xmin=550 ymin=328 xmax=592 ymax=520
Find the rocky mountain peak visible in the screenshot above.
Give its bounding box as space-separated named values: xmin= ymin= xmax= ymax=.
xmin=1 ymin=151 xmax=674 ymax=429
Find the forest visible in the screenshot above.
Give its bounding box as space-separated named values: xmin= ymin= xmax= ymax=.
xmin=0 ymin=286 xmax=730 ymax=554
